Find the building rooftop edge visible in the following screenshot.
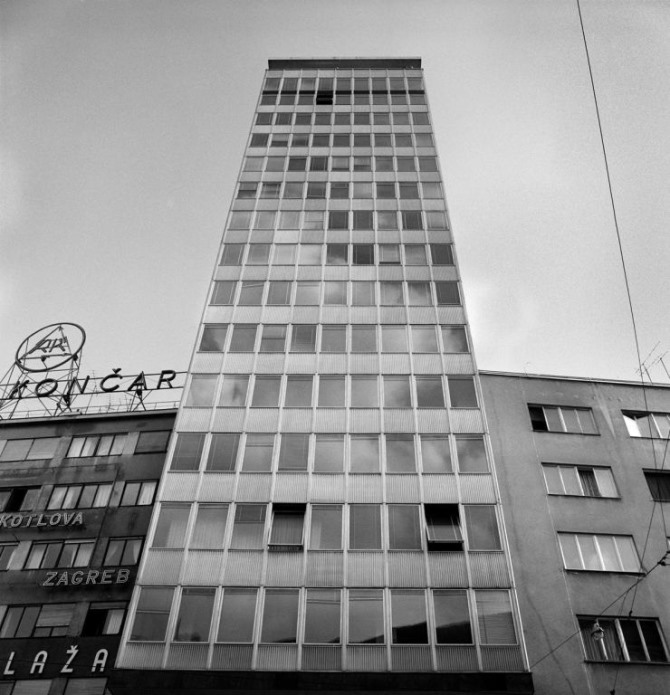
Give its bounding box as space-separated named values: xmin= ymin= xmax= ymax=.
xmin=479 ymin=369 xmax=670 ymax=390
xmin=268 ymin=58 xmax=422 ymax=70
xmin=0 ymin=407 xmax=178 ymax=427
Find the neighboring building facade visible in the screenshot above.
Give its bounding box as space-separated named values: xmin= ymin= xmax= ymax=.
xmin=0 ymin=409 xmax=176 ymax=695
xmin=114 ymin=58 xmax=533 ymax=694
xmin=481 ymin=371 xmax=670 ymax=695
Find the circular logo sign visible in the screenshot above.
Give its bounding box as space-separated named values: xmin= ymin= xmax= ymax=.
xmin=15 ymin=323 xmax=86 ymax=373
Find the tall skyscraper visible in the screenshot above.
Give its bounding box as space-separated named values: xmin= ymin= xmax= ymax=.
xmin=115 ymin=59 xmax=533 ymax=694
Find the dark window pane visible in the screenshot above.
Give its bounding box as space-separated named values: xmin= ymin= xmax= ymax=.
xmin=310 ymin=505 xmax=342 ymax=548
xmin=261 ymin=590 xmax=299 ymax=643
xmin=391 ymin=590 xmax=428 ymax=644
xmin=206 ymin=434 xmax=240 ymax=472
xmin=448 ymin=377 xmax=478 ymax=408
xmin=217 ymin=589 xmax=257 ymax=642
xmin=349 ymin=505 xmax=381 ymax=549
xmin=199 ymin=325 xmax=227 ymax=352
xmin=304 ymin=589 xmax=341 ymax=644
xmin=349 ymin=589 xmax=384 ymax=644
xmin=388 ymin=505 xmax=422 ymax=549
xmin=230 ymin=504 xmax=266 ymax=548
xmin=464 ymin=506 xmax=501 ymax=550
xmin=278 ymin=434 xmax=309 ymax=471
xmin=434 ymin=591 xmax=472 ymax=644
xmin=174 ymin=588 xmax=215 ymax=642
xmin=171 ymin=434 xmax=205 ymax=471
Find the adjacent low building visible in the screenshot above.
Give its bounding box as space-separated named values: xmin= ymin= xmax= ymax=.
xmin=480 ymin=371 xmax=670 ymax=695
xmin=0 ymin=408 xmax=176 ymax=695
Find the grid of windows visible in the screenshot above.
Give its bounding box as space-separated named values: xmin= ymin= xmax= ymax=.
xmin=129 ymin=586 xmax=515 ymax=647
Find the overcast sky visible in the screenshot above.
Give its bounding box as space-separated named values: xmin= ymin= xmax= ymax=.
xmin=2 ymin=0 xmax=669 ymax=384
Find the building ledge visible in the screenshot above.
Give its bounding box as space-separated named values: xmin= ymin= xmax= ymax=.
xmin=268 ymin=58 xmax=421 ymax=70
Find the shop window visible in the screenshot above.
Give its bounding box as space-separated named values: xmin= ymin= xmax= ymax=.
xmin=24 ymin=539 xmax=94 ymax=570
xmin=542 ymin=464 xmax=617 ymax=497
xmin=559 ymin=533 xmax=640 ymax=572
xmin=103 ymin=537 xmax=142 ymax=566
xmin=349 ymin=505 xmax=382 ymax=549
xmin=433 ymin=590 xmax=472 ymax=644
xmin=130 ymin=587 xmax=173 ymax=641
xmin=528 ymin=405 xmax=597 ymax=434
xmin=170 ymin=433 xmax=205 ymax=471
xmin=174 ymin=588 xmax=215 ymax=642
xmin=217 ymin=588 xmax=257 ymax=642
xmin=578 ymin=616 xmax=668 ymax=662
xmin=310 ymin=505 xmax=342 ymax=548
xmin=82 ymin=602 xmax=126 ymax=636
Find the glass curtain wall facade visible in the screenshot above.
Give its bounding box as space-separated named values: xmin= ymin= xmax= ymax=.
xmin=117 ymin=58 xmax=529 ymax=679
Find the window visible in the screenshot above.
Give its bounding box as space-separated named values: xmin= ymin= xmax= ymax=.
xmin=351 ymin=376 xmax=378 ymax=407
xmin=310 ymin=156 xmax=328 ymax=172
xmin=330 ymin=182 xmax=349 ymax=199
xmin=295 ymin=281 xmax=320 ymax=305
xmin=130 ymin=587 xmax=173 ymax=641
xmin=274 ymin=244 xmax=296 ymax=264
xmin=170 ymin=433 xmax=205 ymax=471
xmin=407 ymin=282 xmax=431 ymax=305
xmin=435 ymin=281 xmax=460 ymax=305
xmin=391 ymin=590 xmax=428 ymax=644
xmin=328 ymin=211 xmax=349 ymax=230
xmin=186 ymin=375 xmax=218 ymax=407
xmin=247 ymin=244 xmax=270 ymax=263
xmin=206 ymin=433 xmax=240 ymax=472
xmin=283 ymin=182 xmax=303 ymax=199
xmin=306 ymin=182 xmax=326 ymax=198
xmin=310 ymin=505 xmax=342 ymax=548
xmin=0 ymin=543 xmax=17 ymax=571
xmin=174 ymin=587 xmax=215 ymax=642
xmin=191 ymin=504 xmax=228 ymax=549
xmin=644 ymin=471 xmax=670 ymax=501
xmin=153 ymin=504 xmax=189 ymax=548
xmin=24 ymin=540 xmax=94 ymax=569
xmin=318 ymin=376 xmax=345 ymax=408
xmin=402 ymin=211 xmax=423 ymax=230
xmin=104 ymin=537 xmax=143 ymax=566
xmin=579 ymin=616 xmax=668 ymax=662
xmin=291 ymin=325 xmax=317 ymax=352
xmin=217 ymin=589 xmax=257 ymax=642
xmin=210 ymin=281 xmax=235 ymax=305
xmin=476 ymin=591 xmax=517 ymax=644
xmin=305 ymin=589 xmax=341 ymax=644
xmin=383 ymin=375 xmax=412 ymax=408
xmin=399 ymin=183 xmax=419 ymax=200
xmin=381 ymin=326 xmax=408 ymax=353
xmin=236 ymin=183 xmax=257 ymax=200
xmin=388 ymin=506 xmax=422 ymax=549
xmin=67 ymin=433 xmax=126 ymax=458
xmin=270 ymin=504 xmax=305 ymax=548
xmin=425 ymin=505 xmax=462 ymax=549
xmin=331 ymin=156 xmax=349 ymax=171
xmin=352 ymin=244 xmax=374 ymax=265
xmin=251 ymin=376 xmax=281 ymax=407
xmin=260 ymin=183 xmax=280 ymax=200
xmin=238 ymin=280 xmax=264 ymax=305
xmin=219 ymin=375 xmax=249 ymax=407
xmin=350 ymin=435 xmax=379 ymax=473
xmin=464 ymin=506 xmax=501 ymax=550
xmin=278 ymin=434 xmax=309 ymax=471
xmin=559 ymin=533 xmax=640 ymax=572
xmin=0 ymin=487 xmax=39 ymax=512
xmin=377 ymin=183 xmax=396 ymax=199
xmin=455 ymin=436 xmax=488 ymax=473
xmin=441 ymin=326 xmax=468 ymax=353
xmin=136 ymin=430 xmax=170 ymax=453
xmin=433 ymin=591 xmax=472 ymax=644
xmin=351 ymin=326 xmax=377 ymax=353
xmin=119 ymin=480 xmax=156 ymax=506
xmin=448 ymin=376 xmax=478 ymax=408
xmin=349 ymin=589 xmax=384 ymax=643
xmin=324 ymin=281 xmax=347 ymax=305
xmin=430 ymin=244 xmax=454 ymax=265
xmin=529 ymin=405 xmax=597 ymax=434
xmin=48 ymin=483 xmax=112 ymax=510
xmin=326 ymin=244 xmax=348 ymax=265
xmin=284 ymin=377 xmax=313 ymax=408
xmin=229 ymin=211 xmax=252 ymax=228
xmin=377 ymin=211 xmax=398 ymax=230
xmin=230 ymin=505 xmax=266 ymax=548
xmin=353 ymin=210 xmax=374 ymax=230
xmin=352 ymin=282 xmax=375 ymax=306
xmin=404 ymin=244 xmax=427 ymax=264
xmin=379 ymin=244 xmax=400 ymax=265
xmin=229 ymin=325 xmax=257 ymax=352
xmin=386 ymin=434 xmax=415 ymax=472
xmin=623 ymin=411 xmax=670 ymax=438
xmin=198 ymin=324 xmax=227 ymax=352
xmin=542 ymin=464 xmax=617 ymax=497
xmin=259 ymin=325 xmax=286 ymax=352
xmin=82 ymin=602 xmax=126 ymax=636
xmin=416 ymin=376 xmax=444 ymax=408
xmin=349 ymin=505 xmax=382 ymax=549
xmin=242 ymin=434 xmax=274 ymax=472
xmin=0 ymin=603 xmax=74 ymax=638
xmin=261 ymin=589 xmax=299 ymax=643
xmin=411 ymin=326 xmax=438 ymax=353
xmin=267 ymin=281 xmax=291 ymax=305
xmin=421 ymin=435 xmax=452 ymax=473
xmin=0 ymin=438 xmax=59 ymax=462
